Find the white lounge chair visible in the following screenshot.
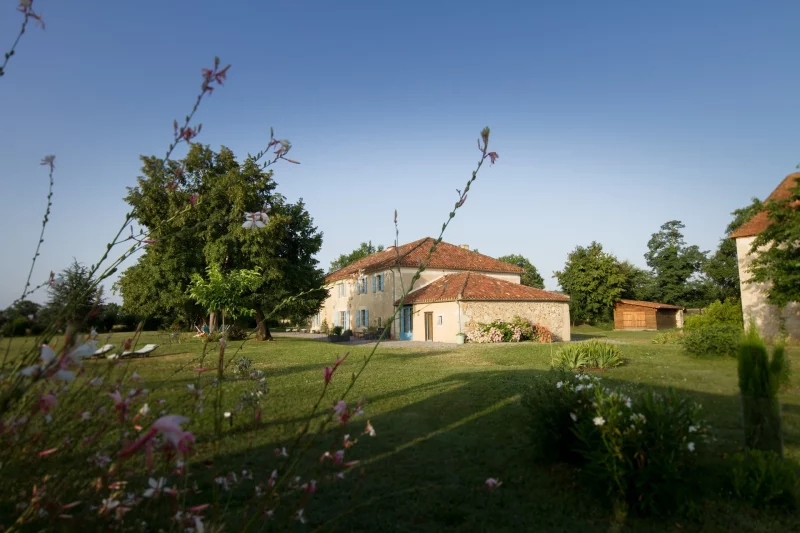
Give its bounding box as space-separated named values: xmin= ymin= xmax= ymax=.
xmin=112 ymin=343 xmax=159 ymax=359
xmin=93 ymin=344 xmax=115 ymax=357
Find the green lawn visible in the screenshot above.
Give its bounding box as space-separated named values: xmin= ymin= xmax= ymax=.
xmin=4 ymin=332 xmax=800 ymax=531
xmin=571 ymin=324 xmax=667 ymax=343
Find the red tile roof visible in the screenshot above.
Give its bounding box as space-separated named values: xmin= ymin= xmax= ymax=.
xmin=730 ymin=173 xmax=800 ymax=239
xmin=617 ymin=299 xmax=684 ymax=310
xmin=325 ymin=238 xmax=524 ymax=283
xmin=397 ymin=272 xmax=569 ymax=304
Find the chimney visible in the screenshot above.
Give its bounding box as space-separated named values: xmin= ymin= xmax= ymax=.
xmin=459 ymin=244 xmax=470 ymax=251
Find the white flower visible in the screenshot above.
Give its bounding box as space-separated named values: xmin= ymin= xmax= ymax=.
xmin=687 ymin=442 xmax=695 ymax=452
xmin=556 ymin=381 xmax=563 ymax=389
xmin=575 ymin=384 xmax=584 ymax=392
xmin=593 ymin=416 xmax=605 ymax=426
xmin=143 ymin=477 xmax=166 ymax=498
xmin=242 ymin=211 xmax=268 ymax=229
xmin=138 ymin=403 xmax=150 ymax=417
xmin=295 ymin=508 xmax=306 ymax=524
xmin=569 ymin=413 xmax=577 ymax=422
xmin=688 ymin=425 xmax=697 ymax=433
xmin=485 ymin=477 xmax=503 ymax=490
xmin=81 ymin=411 xmax=91 ymax=420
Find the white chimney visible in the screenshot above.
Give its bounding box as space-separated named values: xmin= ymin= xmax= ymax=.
xmin=459 ymin=244 xmax=469 ymax=250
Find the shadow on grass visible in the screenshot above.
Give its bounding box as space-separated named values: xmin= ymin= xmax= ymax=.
xmin=194 ymin=366 xmax=800 ymax=532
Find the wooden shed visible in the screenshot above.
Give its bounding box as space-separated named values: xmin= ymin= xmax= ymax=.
xmin=614 ymin=299 xmax=684 ymax=331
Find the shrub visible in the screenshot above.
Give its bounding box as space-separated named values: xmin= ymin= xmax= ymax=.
xmin=332 ymin=325 xmax=343 ymax=336
xmin=729 ymin=449 xmax=799 ymax=509
xmin=226 ymin=324 xmax=249 ymax=341
xmin=2 ymin=316 xmax=31 ymax=337
xmin=770 ymin=344 xmax=792 ymax=390
xmin=551 ymin=340 xmax=623 ymax=370
xmin=465 ymin=317 xmax=552 ymax=343
xmin=738 ymin=328 xmax=783 ymax=455
xmin=652 ymin=329 xmax=683 ymax=344
xmin=523 ymin=372 xmax=709 ymax=515
xmin=342 ymin=329 xmax=353 ymax=337
xmin=682 ymin=325 xmax=741 ymax=357
xmin=684 ymin=299 xmax=743 ymax=330
xmin=320 ymin=318 xmax=329 ymax=334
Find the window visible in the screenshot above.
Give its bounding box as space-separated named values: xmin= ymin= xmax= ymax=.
xmin=339 ymin=311 xmax=347 ymax=329
xmin=377 ymin=274 xmax=384 ymax=291
xmin=372 ymin=275 xmax=376 ymax=293
xmin=357 ymin=309 xmax=368 ymax=328
xmin=436 ymin=315 xmax=443 ymax=326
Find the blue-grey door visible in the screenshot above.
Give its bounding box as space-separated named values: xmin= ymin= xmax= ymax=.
xmin=399 ymin=306 xmax=413 ymax=340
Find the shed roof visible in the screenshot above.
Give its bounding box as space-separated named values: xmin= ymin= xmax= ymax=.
xmin=397 ymin=271 xmax=569 ymax=305
xmin=325 ymin=237 xmax=524 ymax=283
xmin=617 ymin=299 xmax=684 ymax=310
xmin=729 ymin=173 xmax=800 ymax=239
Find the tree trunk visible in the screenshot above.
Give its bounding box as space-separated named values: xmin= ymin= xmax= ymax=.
xmin=255 ymin=306 xmax=273 ymax=341
xmin=209 ymin=312 xmax=217 ymax=332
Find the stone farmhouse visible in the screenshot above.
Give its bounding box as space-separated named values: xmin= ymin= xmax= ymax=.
xmin=311 ymin=238 xmax=571 ymax=342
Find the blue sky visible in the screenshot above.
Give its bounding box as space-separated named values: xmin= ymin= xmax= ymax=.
xmin=1 ymin=0 xmax=798 ymax=307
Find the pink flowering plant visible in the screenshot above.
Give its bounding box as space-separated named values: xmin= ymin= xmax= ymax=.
xmin=0 ymin=10 xmax=502 ymax=526
xmin=464 ymin=316 xmax=552 ymax=343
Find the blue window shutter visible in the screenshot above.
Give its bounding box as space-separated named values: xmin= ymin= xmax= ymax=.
xmin=372 ymin=276 xmax=376 ymax=293
xmin=356 ymin=311 xmax=361 ymax=327
xmin=366 ymin=309 xmax=369 ymax=328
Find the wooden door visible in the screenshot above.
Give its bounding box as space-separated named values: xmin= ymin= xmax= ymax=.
xmin=424 ymin=312 xmax=433 ymax=341
xmin=622 ymin=311 xmax=646 ymax=328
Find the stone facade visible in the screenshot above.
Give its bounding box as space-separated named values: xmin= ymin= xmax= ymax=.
xmin=313 ymin=267 xmax=523 ymax=338
xmin=460 ymin=300 xmax=571 ymax=342
xmin=736 ymin=236 xmax=800 ymax=342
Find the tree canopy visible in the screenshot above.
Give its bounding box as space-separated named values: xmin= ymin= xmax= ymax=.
xmin=497 ymin=254 xmax=544 ymax=288
xmin=329 ymin=241 xmax=384 ymax=273
xmin=554 ymin=242 xmax=627 ymax=324
xmin=644 ymin=220 xmax=707 ymax=306
xmin=749 ymin=178 xmax=800 ymax=308
xmin=45 ymin=261 xmax=103 ymax=330
xmin=117 ymin=144 xmax=325 ymax=339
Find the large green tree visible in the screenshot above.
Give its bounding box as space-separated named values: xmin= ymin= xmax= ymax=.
xmin=43 ymin=261 xmax=103 ymax=331
xmin=497 ymin=254 xmax=545 ymax=288
xmin=329 ymin=241 xmax=384 ymax=273
xmin=703 ymin=199 xmax=763 ymax=302
xmin=749 ymin=178 xmax=800 ymax=307
xmin=554 ymin=242 xmax=627 ymax=324
xmin=644 ymin=221 xmax=707 ymax=306
xmin=618 ymin=260 xmax=656 ymax=301
xmin=118 ymin=144 xmax=325 ymax=340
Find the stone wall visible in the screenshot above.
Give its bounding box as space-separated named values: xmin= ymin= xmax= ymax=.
xmin=460 ymin=300 xmax=571 ymax=342
xmin=737 ymin=236 xmax=800 ymax=342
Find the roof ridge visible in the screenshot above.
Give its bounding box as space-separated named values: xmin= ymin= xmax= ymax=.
xmin=457 ymin=271 xmax=470 ymax=300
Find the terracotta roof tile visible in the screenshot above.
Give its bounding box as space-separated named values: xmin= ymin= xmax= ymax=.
xmin=398 ymin=272 xmax=570 ymax=304
xmin=730 ymin=173 xmax=800 ymax=239
xmin=325 ymin=238 xmax=524 ymax=283
xmin=617 ymin=299 xmax=684 ymax=310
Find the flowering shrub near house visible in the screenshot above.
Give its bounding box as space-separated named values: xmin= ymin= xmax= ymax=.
xmin=523 ymin=372 xmax=710 ymax=515
xmin=464 ymin=316 xmax=552 ymax=343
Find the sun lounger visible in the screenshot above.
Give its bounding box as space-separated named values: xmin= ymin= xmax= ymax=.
xmin=110 ymin=343 xmax=159 ymax=359
xmin=92 ymin=344 xmax=115 ymax=357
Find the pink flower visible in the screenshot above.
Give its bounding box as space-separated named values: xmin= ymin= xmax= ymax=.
xmin=485 ymin=152 xmax=499 ymax=164
xmin=301 ymin=480 xmax=317 ymax=494
xmin=456 ymin=194 xmax=467 ymax=208
xmin=39 ymin=393 xmax=57 ymax=414
xmin=119 ymin=415 xmax=194 ymax=458
xmin=189 ymin=193 xmax=199 ymax=207
xmin=364 ymin=420 xmax=376 ymax=437
xmin=40 ymin=154 xmax=55 ymax=170
xmin=214 ymin=64 xmax=230 ymax=85
xmin=323 ymin=352 xmax=349 ymax=385
xmin=485 ymin=478 xmax=502 ymax=490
